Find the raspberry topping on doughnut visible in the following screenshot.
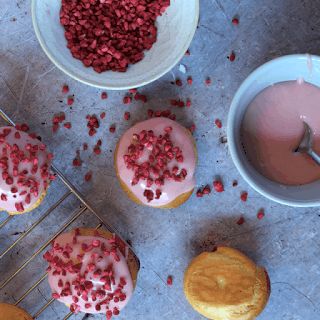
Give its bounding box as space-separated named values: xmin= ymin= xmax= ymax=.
xmin=44 ymin=230 xmax=133 ymax=317
xmin=124 ymin=127 xmax=188 ymax=203
xmin=116 ymin=118 xmax=196 ymax=207
xmin=0 ymin=126 xmax=54 ymax=213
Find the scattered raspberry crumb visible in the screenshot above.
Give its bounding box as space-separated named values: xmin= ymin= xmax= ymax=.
xmin=123 ymin=96 xmax=132 ymax=104
xmin=171 ymin=99 xmax=185 ymax=108
xmin=72 ymin=150 xmax=82 ymax=167
xmin=203 ymin=185 xmax=211 ymax=195
xmin=52 ymin=293 xmax=60 ymax=299
xmin=101 ymin=92 xmax=108 ymax=100
xmin=64 ymin=122 xmax=72 ymax=129
xmin=52 ymin=112 xmax=66 ymax=133
xmin=237 ymin=216 xmax=245 ymax=225
xmin=205 ymin=77 xmax=212 ymax=85
xmin=185 ymin=50 xmax=190 ymax=56
xmin=186 ymin=99 xmax=192 ymax=108
xmin=232 ymin=17 xmax=239 ymax=25
xmin=86 ymin=114 xmax=99 ymax=136
xmin=83 ymin=143 xmax=88 ymax=151
xmin=197 ymin=185 xmax=212 ymax=197
xmin=59 ymin=113 xmax=66 ymax=122
xmin=213 ymin=180 xmax=224 ymax=193
xmin=109 ymin=125 xmax=116 ymax=133
xmin=215 ymin=119 xmax=222 ymax=128
xmin=52 ymin=124 xmax=59 ymax=133
xmin=166 ymin=276 xmax=173 ymax=286
xmin=84 ymin=171 xmax=92 ymax=182
xmin=72 ymin=157 xmax=82 ymax=167
xmin=187 ymin=76 xmax=193 ymax=85
xmin=67 ymin=97 xmax=74 ymax=106
xmin=228 ymin=51 xmax=236 ymax=62
xmin=62 ymin=85 xmax=69 ymax=94
xmin=100 ymin=112 xmax=106 ymax=119
xmin=52 ymin=116 xmax=60 ymax=125
xmin=129 ymin=88 xmax=137 ymax=94
xmin=175 ymin=79 xmax=182 ymax=87
xmin=189 ymin=124 xmax=196 ymax=134
xmin=257 ymin=210 xmax=265 ymax=220
xmin=148 ymin=109 xmax=176 ymax=120
xmin=170 ymin=99 xmax=176 ymax=106
xmin=178 ymin=100 xmax=185 ymax=108
xmin=93 ymin=145 xmax=101 ymax=155
xmin=124 ymin=112 xmax=131 ymax=121
xmin=240 ymin=192 xmax=248 ymax=202
xmin=52 ymin=112 xmax=66 ymax=124
xmin=16 ymin=123 xmax=30 ymax=132
xmin=134 ymin=93 xmax=147 ymax=103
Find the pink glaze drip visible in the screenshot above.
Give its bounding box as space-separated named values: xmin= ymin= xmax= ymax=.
xmin=0 ymin=126 xmax=53 ymax=212
xmin=116 ymin=117 xmax=196 ymax=206
xmin=45 ymin=231 xmax=133 ymax=316
xmin=241 ymin=80 xmax=320 ymax=185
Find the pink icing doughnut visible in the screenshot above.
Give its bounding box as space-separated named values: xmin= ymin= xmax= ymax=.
xmin=0 ymin=126 xmax=54 ymax=213
xmin=116 ymin=117 xmax=196 ymax=207
xmin=44 ymin=229 xmax=134 ymax=318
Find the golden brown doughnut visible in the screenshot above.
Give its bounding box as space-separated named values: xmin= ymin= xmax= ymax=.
xmin=184 ymin=247 xmax=270 ymax=320
xmin=114 ymin=117 xmax=197 ymax=209
xmin=0 ymin=303 xmax=33 ymax=320
xmin=44 ymin=228 xmax=139 ymax=317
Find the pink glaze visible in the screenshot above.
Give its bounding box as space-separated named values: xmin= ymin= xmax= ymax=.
xmin=241 ymin=80 xmax=320 ymax=185
xmin=0 ymin=126 xmax=53 ymax=213
xmin=116 ymin=117 xmax=196 ymax=206
xmin=45 ymin=230 xmax=133 ymax=316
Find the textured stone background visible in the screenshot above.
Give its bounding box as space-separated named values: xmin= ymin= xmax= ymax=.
xmin=0 ymin=0 xmax=320 ymax=319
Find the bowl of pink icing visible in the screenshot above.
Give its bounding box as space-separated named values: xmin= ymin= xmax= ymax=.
xmin=228 ymin=54 xmax=320 ymax=207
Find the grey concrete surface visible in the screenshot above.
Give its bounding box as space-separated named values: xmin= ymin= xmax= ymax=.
xmin=0 ymin=0 xmax=320 ymax=319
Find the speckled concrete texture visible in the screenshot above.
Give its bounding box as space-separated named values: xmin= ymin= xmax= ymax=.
xmin=0 ymin=0 xmax=320 ymax=319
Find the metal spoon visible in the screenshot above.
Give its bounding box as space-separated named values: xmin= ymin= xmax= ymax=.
xmin=294 ymin=121 xmax=320 ymax=165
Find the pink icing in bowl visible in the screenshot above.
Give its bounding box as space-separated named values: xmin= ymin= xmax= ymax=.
xmin=228 ymin=54 xmax=320 ymax=207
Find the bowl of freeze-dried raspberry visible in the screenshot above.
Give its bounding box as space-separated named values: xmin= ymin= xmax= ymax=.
xmin=32 ymin=0 xmax=199 ymax=90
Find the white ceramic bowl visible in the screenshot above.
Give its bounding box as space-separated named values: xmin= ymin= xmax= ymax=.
xmin=31 ymin=0 xmax=199 ymax=90
xmin=228 ymin=54 xmax=320 ymax=207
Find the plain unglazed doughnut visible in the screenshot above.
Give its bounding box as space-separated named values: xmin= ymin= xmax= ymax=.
xmin=43 ymin=228 xmax=139 ymax=319
xmin=0 ymin=126 xmax=54 ymax=215
xmin=114 ymin=117 xmax=197 ymax=208
xmin=184 ymin=247 xmax=271 ymax=320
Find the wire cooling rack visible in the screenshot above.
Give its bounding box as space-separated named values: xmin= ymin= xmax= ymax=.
xmin=0 ymin=108 xmax=140 ymax=319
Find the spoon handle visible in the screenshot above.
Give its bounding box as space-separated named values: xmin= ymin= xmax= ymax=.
xmin=307 ymin=149 xmax=320 ymax=165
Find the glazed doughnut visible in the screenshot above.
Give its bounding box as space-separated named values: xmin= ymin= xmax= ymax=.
xmin=0 ymin=126 xmax=54 ymax=215
xmin=43 ymin=228 xmax=139 ymax=318
xmin=0 ymin=303 xmax=33 ymax=320
xmin=115 ymin=117 xmax=197 ymax=208
xmin=184 ymin=247 xmax=270 ymax=320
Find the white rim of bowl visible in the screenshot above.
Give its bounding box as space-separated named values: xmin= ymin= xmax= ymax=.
xmin=227 ymin=54 xmax=320 ymax=207
xmin=31 ymin=0 xmax=200 ymax=90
